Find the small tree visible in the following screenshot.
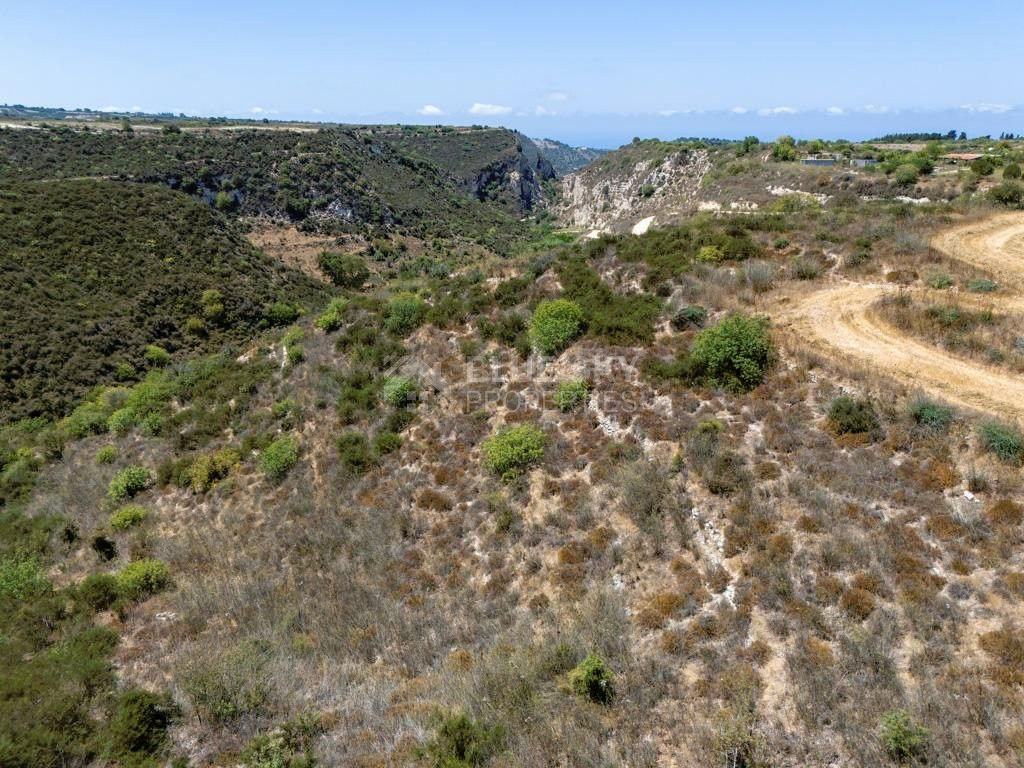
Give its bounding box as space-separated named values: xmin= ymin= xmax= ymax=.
xmin=318 ymin=251 xmax=370 ymax=289
xmin=689 ymin=314 xmax=773 ymax=392
xmin=108 ymin=466 xmax=152 ymax=501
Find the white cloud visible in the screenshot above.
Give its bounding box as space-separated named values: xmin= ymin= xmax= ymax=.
xmin=757 ymin=106 xmax=797 ymax=116
xmin=961 ymin=102 xmax=1012 ymax=114
xmin=730 ymin=106 xmax=748 ymax=114
xmin=468 ymin=102 xmax=512 ymax=116
xmin=534 ymin=105 xmax=555 ymax=116
xmin=546 ymin=91 xmax=569 ymax=102
xmin=860 ymin=104 xmax=890 ymax=114
xmin=250 ymin=106 xmax=279 ymax=115
xmin=658 ymin=109 xmax=679 ymax=117
xmin=417 ymin=104 xmax=444 ymax=116
xmin=99 ymin=105 xmax=122 ymax=113
xmin=826 ymin=106 xmax=846 ymax=115
xmin=311 ymin=107 xmax=323 ymax=115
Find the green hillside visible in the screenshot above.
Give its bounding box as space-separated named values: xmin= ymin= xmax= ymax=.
xmin=0 ymin=125 xmax=527 ymax=248
xmin=0 ymin=180 xmax=329 ymax=422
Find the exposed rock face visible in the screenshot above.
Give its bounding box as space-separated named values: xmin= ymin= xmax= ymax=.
xmin=466 ymin=133 xmax=555 ymax=211
xmin=558 ymin=148 xmax=711 ymax=233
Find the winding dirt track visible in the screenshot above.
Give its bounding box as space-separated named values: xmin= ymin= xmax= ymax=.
xmin=775 ymin=212 xmax=1024 ymax=420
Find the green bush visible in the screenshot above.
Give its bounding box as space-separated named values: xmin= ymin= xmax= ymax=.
xmin=1005 ymin=163 xmax=1022 ymax=180
xmin=116 ymin=559 xmax=170 ymax=600
xmin=990 ymin=181 xmax=1024 ymax=208
xmin=880 ymin=709 xmax=928 ymax=761
xmin=105 ymin=690 xmax=178 ymax=758
xmin=568 ymin=652 xmax=615 ymax=704
xmin=482 ymin=424 xmax=546 ymax=481
xmin=373 ymin=431 xmax=402 ymax=455
xmin=95 ymin=445 xmax=117 ymax=465
xmin=77 ymin=572 xmax=120 ymax=611
xmin=419 ymin=712 xmax=505 ymax=768
xmin=967 ymin=278 xmax=998 ymax=293
xmin=381 ymin=376 xmax=417 ymax=406
xmin=337 ymin=431 xmax=374 ymax=473
xmin=908 ymin=396 xmax=954 ymax=433
xmin=182 ymin=641 xmax=270 ymax=725
xmin=143 ymin=344 xmax=172 ymax=368
xmin=190 ymin=446 xmax=241 ymax=493
xmin=108 ymin=465 xmax=152 ymax=501
xmin=979 ymin=421 xmax=1024 ymax=465
xmin=242 ymin=712 xmax=324 ymax=768
xmin=264 ymin=302 xmax=301 ymax=327
xmin=971 ymin=156 xmax=996 ymax=176
xmin=893 ymin=163 xmax=920 ymax=186
xmin=385 ymin=293 xmax=428 ymax=335
xmin=926 ymin=272 xmax=953 ymax=289
xmin=827 ymin=395 xmax=880 ymax=436
xmin=671 ymin=305 xmax=707 ymax=330
xmin=0 ymin=555 xmax=49 ymax=599
xmin=554 ymin=380 xmax=589 ymax=412
xmin=318 ymin=251 xmax=370 ymax=289
xmin=260 ymin=436 xmax=299 ymax=481
xmin=315 ymin=298 xmax=347 ymax=332
xmin=529 ymin=299 xmax=584 ymax=355
xmin=689 ymin=314 xmax=773 ymax=392
xmin=109 ymin=504 xmax=148 ymax=532
xmin=106 ymin=407 xmax=137 ymax=436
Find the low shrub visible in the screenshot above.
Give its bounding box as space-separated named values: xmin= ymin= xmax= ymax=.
xmin=790 ymin=256 xmax=821 ymax=280
xmin=385 ymin=293 xmax=428 ymax=335
xmin=337 ymin=431 xmax=374 ymax=473
xmin=978 ymin=420 xmax=1024 ymax=465
xmin=554 ymin=380 xmax=589 ymax=412
xmin=105 ymin=690 xmax=178 ymax=758
xmin=967 ymin=278 xmax=998 ymax=293
xmin=260 ymin=436 xmax=299 ymax=480
xmin=143 ymin=344 xmax=172 ymax=367
xmin=689 ymin=314 xmax=773 ymax=392
xmin=907 ymin=396 xmax=953 ymax=433
xmin=381 ymin=376 xmax=417 ymax=406
xmin=529 ymin=299 xmax=584 ymax=355
xmin=190 ymin=446 xmax=241 ymax=493
xmin=264 ymin=302 xmax=301 ymax=327
xmin=827 ymin=395 xmax=879 ymax=436
xmin=373 ymin=431 xmax=402 ymax=455
xmin=241 ymin=712 xmax=325 ymax=768
xmin=880 ymin=709 xmax=928 ymax=762
xmin=77 ymin=572 xmax=121 ymax=611
xmin=704 ymin=450 xmax=751 ymax=495
xmin=116 ymin=559 xmax=170 ymax=600
xmin=108 ymin=465 xmax=152 ymax=501
xmin=671 ymin=304 xmax=707 ymax=330
xmin=568 ymin=652 xmax=615 ymax=704
xmin=926 ymin=272 xmax=954 ymax=290
xmin=418 ymin=712 xmax=505 ymax=768
xmin=315 ymin=298 xmax=347 ymax=332
xmin=109 ymin=504 xmax=148 ymax=532
xmin=482 ymin=424 xmax=545 ymax=481
xmin=990 ymin=181 xmax=1024 ymax=208
xmin=95 ymin=445 xmax=117 ymax=465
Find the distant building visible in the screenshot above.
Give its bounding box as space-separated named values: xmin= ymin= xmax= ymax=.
xmin=801 ymin=155 xmax=837 ymax=167
xmin=942 ymin=152 xmax=983 ymax=163
xmin=850 ymin=158 xmax=878 ymax=168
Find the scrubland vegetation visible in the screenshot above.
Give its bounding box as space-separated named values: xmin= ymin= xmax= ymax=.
xmin=5 ymin=123 xmax=1024 ymax=768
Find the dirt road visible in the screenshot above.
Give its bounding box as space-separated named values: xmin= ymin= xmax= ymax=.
xmin=775 ymin=212 xmax=1024 ymax=420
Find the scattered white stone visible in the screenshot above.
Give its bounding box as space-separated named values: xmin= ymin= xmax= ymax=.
xmin=632 ymin=216 xmax=656 ymax=235
xmin=612 ymin=573 xmax=625 ymax=591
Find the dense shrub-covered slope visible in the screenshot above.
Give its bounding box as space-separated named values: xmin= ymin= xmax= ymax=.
xmin=0 ymin=180 xmax=328 ymax=422
xmin=0 ymin=125 xmax=529 ymax=245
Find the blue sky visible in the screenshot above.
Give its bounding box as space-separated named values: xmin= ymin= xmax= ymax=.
xmin=4 ymin=0 xmax=1022 ymax=147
